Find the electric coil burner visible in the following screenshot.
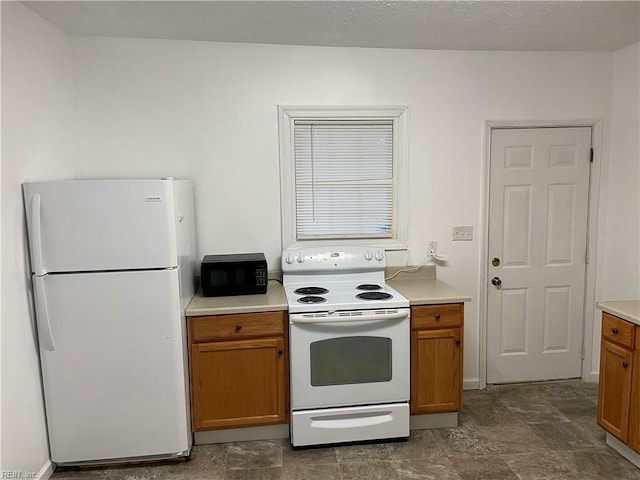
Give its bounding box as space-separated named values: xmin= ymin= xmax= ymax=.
xmin=282 ymin=246 xmax=410 ymax=448
xmin=294 ymin=287 xmax=329 ymax=295
xmin=356 ymin=291 xmax=393 ymax=301
xmin=297 ymin=295 xmax=326 ymax=304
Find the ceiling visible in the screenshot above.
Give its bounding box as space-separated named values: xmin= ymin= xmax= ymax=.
xmin=22 ymin=1 xmax=640 ymax=52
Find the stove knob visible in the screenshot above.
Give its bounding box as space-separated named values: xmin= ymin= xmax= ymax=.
xmin=364 ymin=250 xmax=373 ymax=261
xmin=296 ymin=254 xmax=305 ymax=263
xmin=285 ymin=254 xmax=294 ymax=264
xmin=375 ymin=251 xmax=385 ymax=261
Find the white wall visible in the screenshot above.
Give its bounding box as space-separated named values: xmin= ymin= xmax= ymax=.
xmin=603 ymin=42 xmax=640 ymax=299
xmin=590 ymin=42 xmax=640 ymax=375
xmin=1 ymin=2 xmax=75 ymax=476
xmin=70 ymin=37 xmax=614 ymax=386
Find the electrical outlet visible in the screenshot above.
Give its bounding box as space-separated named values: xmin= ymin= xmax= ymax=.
xmin=428 ymin=241 xmax=438 ymax=255
xmin=452 ymin=225 xmax=473 ymax=241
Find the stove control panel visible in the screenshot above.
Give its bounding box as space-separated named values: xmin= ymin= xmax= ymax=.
xmin=282 ymin=246 xmax=386 ymax=272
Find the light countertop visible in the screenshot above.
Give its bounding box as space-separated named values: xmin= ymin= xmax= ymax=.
xmin=596 ymin=300 xmax=640 ymax=326
xmin=186 ymin=280 xmax=287 ymax=316
xmin=186 ymin=265 xmax=470 ymax=317
xmin=387 ymin=265 xmax=471 ymax=305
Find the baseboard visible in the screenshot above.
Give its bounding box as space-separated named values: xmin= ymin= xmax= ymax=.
xmin=195 ymin=424 xmax=289 ymax=444
xmin=606 ymin=433 xmax=640 ymax=468
xmin=463 ymin=379 xmax=480 ymax=390
xmin=37 ymin=460 xmax=54 ymax=480
xmin=410 ymin=412 xmax=457 ymax=430
xmin=584 ymin=371 xmax=599 ymax=383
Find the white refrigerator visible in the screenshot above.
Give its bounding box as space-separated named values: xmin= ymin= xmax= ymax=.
xmin=23 ymin=178 xmax=196 ymax=465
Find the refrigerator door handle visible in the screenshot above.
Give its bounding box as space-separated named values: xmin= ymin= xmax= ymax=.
xmin=33 ymin=275 xmax=55 ymax=351
xmin=30 ymin=194 xmax=46 ymax=275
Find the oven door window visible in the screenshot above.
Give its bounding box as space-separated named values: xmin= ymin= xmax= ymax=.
xmin=310 ymin=336 xmax=392 ymax=386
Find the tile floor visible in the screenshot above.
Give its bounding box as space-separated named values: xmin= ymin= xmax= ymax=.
xmin=52 ymin=380 xmax=640 ymax=479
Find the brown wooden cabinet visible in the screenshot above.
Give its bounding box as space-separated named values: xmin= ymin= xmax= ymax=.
xmin=628 ymin=353 xmax=640 ymax=452
xmin=598 ymin=338 xmax=632 ymax=440
xmin=597 ymin=312 xmax=640 ymax=453
xmin=188 ymin=311 xmax=288 ymax=431
xmin=410 ymin=303 xmax=463 ymax=414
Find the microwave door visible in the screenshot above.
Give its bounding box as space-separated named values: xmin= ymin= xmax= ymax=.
xmin=201 ymin=261 xmax=267 ymax=297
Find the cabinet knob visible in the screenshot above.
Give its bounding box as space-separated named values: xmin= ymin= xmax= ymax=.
xmin=434 ymin=314 xmax=441 ymax=320
xmin=455 ymin=339 xmax=461 ymax=345
xmin=278 ymin=349 xmax=284 ymax=356
xmin=235 ymin=324 xmax=242 ymax=331
xmin=612 ymin=328 xmax=619 ymax=334
xmin=623 ymin=361 xmax=629 ymax=368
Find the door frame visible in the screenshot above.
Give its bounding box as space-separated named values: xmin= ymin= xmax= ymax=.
xmin=479 ymin=119 xmax=603 ymax=388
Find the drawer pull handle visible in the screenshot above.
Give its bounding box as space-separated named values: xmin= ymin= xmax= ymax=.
xmin=434 ymin=314 xmax=441 ymax=320
xmin=455 ymin=339 xmax=461 ymax=345
xmin=623 ymin=361 xmax=629 ymax=368
xmin=235 ymin=324 xmax=243 ymax=331
xmin=278 ymin=349 xmax=284 ymax=356
xmin=612 ymin=328 xmax=619 ymax=334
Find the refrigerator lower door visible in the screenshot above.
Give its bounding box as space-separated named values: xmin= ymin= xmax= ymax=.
xmin=35 ymin=269 xmax=191 ymax=464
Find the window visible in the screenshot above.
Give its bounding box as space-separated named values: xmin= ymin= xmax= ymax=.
xmin=279 ymin=106 xmax=408 ymax=249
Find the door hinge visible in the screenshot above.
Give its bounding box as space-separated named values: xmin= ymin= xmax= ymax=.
xmin=590 ymin=148 xmax=594 ymax=163
xmin=581 ymin=345 xmax=586 ymax=360
xmin=585 ymin=248 xmax=590 ymax=264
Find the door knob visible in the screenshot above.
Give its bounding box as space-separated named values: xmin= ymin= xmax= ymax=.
xmin=491 ymin=277 xmax=502 ymax=286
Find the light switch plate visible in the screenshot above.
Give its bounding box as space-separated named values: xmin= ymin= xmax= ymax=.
xmin=452 ymin=225 xmax=473 ymax=241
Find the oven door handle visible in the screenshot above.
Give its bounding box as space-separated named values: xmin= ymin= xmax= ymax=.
xmin=290 ymin=311 xmax=408 ymax=324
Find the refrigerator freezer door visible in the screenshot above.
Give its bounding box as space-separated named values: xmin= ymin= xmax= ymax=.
xmin=23 ymin=179 xmax=178 ymax=273
xmin=36 ymin=269 xmax=190 ymax=464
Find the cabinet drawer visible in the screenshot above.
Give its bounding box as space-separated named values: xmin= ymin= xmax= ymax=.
xmin=602 ymin=313 xmax=635 ymax=349
xmin=412 ymin=303 xmax=463 ymax=329
xmin=190 ymin=312 xmax=286 ymax=343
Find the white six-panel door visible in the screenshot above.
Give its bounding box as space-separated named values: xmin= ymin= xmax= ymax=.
xmin=487 ymin=127 xmax=591 ymax=384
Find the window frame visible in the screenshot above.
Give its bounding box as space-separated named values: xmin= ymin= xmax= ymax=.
xmin=278 ymin=105 xmax=409 ymax=250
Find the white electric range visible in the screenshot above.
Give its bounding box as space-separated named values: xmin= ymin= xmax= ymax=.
xmin=282 ymin=246 xmax=410 ymax=447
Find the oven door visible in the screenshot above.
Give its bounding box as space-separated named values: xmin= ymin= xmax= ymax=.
xmin=289 ymin=309 xmax=410 ymax=410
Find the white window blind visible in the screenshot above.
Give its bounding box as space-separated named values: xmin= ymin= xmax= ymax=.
xmin=294 ymin=121 xmax=394 ymax=240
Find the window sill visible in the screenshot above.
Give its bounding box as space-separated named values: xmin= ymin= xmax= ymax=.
xmin=286 ymin=238 xmax=408 ymax=252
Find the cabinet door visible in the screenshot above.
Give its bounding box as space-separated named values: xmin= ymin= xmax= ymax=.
xmin=191 ymin=337 xmax=286 ymax=430
xmin=597 ymin=339 xmax=633 ymax=442
xmin=628 ymin=353 xmax=640 ymax=453
xmin=411 ymin=328 xmax=462 ymax=414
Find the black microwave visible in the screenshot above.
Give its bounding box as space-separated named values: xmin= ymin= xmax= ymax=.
xmin=200 ymin=253 xmax=268 ymax=297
